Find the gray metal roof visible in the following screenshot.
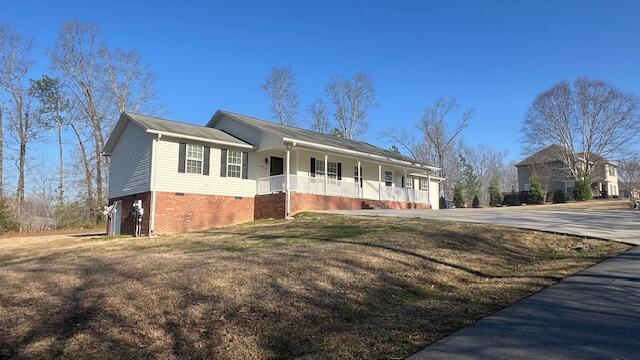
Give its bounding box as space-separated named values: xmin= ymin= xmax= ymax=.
xmin=125 ymin=112 xmax=252 ymax=146
xmin=213 ymin=110 xmax=422 ymax=165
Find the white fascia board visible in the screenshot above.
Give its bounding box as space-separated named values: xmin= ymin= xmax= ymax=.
xmin=282 ymin=137 xmax=440 ymax=171
xmin=146 ymin=130 xmax=254 ymax=149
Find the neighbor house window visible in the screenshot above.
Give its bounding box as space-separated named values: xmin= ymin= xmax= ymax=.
xmin=186 ymin=144 xmax=204 ymax=174
xmin=384 ymin=171 xmax=393 ymax=187
xmin=524 ymin=183 xmax=530 ymax=191
xmin=419 ymin=179 xmax=428 ymax=191
xmin=227 ymin=150 xmax=243 ymax=178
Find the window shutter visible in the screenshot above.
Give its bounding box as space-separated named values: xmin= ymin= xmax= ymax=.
xmin=203 ymin=146 xmax=210 ymax=175
xmin=337 ymin=163 xmax=342 ymax=180
xmin=242 ymin=152 xmax=249 ymax=179
xmin=178 ymin=143 xmax=186 ymax=173
xmin=401 ymin=176 xmax=405 ymax=188
xmin=220 ymin=149 xmax=227 ymax=177
xmin=310 ymin=158 xmax=316 ymax=177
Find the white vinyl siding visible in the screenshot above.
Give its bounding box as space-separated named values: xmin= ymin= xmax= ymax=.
xmin=108 ymin=121 xmax=152 ymax=199
xmin=154 ymin=137 xmax=256 ymax=197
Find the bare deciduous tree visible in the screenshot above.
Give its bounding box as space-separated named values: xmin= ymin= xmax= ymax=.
xmin=523 ymin=78 xmax=640 ymax=182
xmin=418 ymin=98 xmax=474 ymax=196
xmin=0 ymin=24 xmax=36 ymax=208
xmin=326 ymin=73 xmax=376 ymax=140
xmin=48 ymin=21 xmax=109 ymax=206
xmin=102 ymin=48 xmax=157 ymax=115
xmin=262 ymin=66 xmax=299 ymax=126
xmin=308 ymin=98 xmax=330 ymax=134
xmin=619 ymin=154 xmax=640 ymax=193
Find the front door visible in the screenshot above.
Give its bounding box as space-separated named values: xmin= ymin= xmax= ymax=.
xmin=270 ymin=156 xmax=284 ymax=176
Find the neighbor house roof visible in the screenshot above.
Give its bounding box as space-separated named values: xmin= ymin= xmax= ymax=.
xmin=103 ymin=112 xmax=253 ymax=155
xmin=515 ymin=145 xmax=566 ymax=166
xmin=516 ymin=144 xmax=617 ymax=167
xmin=209 ymin=110 xmax=439 ymax=170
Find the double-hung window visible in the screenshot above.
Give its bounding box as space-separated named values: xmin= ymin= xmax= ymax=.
xmin=419 ymin=179 xmax=428 ymax=191
xmin=327 ymin=161 xmax=338 ymax=179
xmin=227 ymin=150 xmax=243 ymax=178
xmin=406 ymin=177 xmax=413 ymax=190
xmin=354 ymin=166 xmax=363 ymax=186
xmin=384 ymin=171 xmax=393 ymax=187
xmin=186 ymin=144 xmax=204 ymax=174
xmin=315 ymin=159 xmax=326 ymax=177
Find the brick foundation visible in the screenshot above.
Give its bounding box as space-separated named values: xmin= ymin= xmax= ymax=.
xmin=289 ymin=192 xmax=431 ymax=213
xmin=255 ymin=193 xmax=286 ymax=220
xmin=153 ymin=192 xmax=254 ymax=234
xmin=108 ymin=192 xmax=152 ymax=236
xmin=109 ymin=190 xmax=431 ymax=236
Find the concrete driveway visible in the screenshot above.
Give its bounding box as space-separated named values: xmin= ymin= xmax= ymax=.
xmin=325 ymin=207 xmax=640 ymax=359
xmin=325 ymin=208 xmax=640 ymax=245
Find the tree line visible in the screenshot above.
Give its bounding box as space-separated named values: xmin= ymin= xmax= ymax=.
xmin=0 ymin=21 xmax=159 ymax=231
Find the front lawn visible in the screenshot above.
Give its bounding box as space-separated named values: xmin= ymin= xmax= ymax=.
xmin=0 ymin=213 xmax=628 ymax=359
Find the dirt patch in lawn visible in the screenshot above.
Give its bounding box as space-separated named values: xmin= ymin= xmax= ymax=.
xmin=0 ymin=213 xmax=629 ymax=359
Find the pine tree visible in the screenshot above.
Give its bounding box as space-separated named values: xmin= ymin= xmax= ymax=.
xmin=488 ymin=176 xmax=502 ymax=206
xmin=460 ymin=155 xmax=480 ymax=205
xmin=528 ymin=173 xmax=545 ymax=204
xmin=472 ymin=195 xmax=480 ymax=208
xmin=453 ymin=182 xmax=465 ymax=208
xmin=0 ymin=198 xmax=17 ymax=232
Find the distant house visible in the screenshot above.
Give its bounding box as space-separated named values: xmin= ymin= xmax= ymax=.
xmin=515 ymin=145 xmax=620 ymax=199
xmin=102 ymin=111 xmax=443 ymax=235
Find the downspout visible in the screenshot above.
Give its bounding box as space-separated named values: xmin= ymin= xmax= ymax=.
xmin=149 ymin=133 xmax=161 ymax=236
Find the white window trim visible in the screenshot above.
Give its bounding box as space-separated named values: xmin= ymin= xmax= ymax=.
xmin=327 ymin=161 xmax=338 ymax=180
xmin=226 ymin=149 xmax=243 ymax=178
xmin=186 ymin=144 xmax=204 ymax=174
xmin=315 ymin=159 xmax=326 ymax=177
xmin=419 ymin=178 xmax=428 ymax=191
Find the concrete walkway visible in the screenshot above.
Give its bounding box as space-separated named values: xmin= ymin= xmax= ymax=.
xmin=324 ymin=208 xmax=639 ymax=359
xmin=326 ymin=208 xmax=640 ymax=245
xmin=408 ymin=246 xmax=640 ymax=360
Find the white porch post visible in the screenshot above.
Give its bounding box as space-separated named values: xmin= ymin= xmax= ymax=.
xmin=324 ymin=153 xmax=328 ymax=196
xmin=427 ymin=174 xmax=431 ymax=205
xmin=357 ymin=159 xmax=362 ymax=198
xmin=404 ymin=168 xmax=408 ymax=202
xmin=378 ymin=163 xmax=382 ymax=201
xmin=286 ymin=147 xmax=291 ymax=216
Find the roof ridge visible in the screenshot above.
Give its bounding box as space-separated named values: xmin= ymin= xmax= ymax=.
xmin=218 ymin=109 xmax=390 ymax=150
xmin=125 ymin=111 xmax=210 ymax=128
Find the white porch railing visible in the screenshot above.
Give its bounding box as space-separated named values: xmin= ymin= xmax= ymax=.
xmin=256 ymin=174 xmax=430 ymax=204
xmin=257 ymin=174 xmax=285 ymax=194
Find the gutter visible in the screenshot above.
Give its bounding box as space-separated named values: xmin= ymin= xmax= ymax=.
xmin=145 ymin=129 xmax=254 ymax=149
xmin=281 ymin=137 xmax=440 ymax=171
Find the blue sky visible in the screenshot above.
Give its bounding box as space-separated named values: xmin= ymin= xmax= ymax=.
xmin=3 ymin=0 xmax=640 ymax=183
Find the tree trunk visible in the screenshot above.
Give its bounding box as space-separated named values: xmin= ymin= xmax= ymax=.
xmin=57 ymin=123 xmax=64 ymax=205
xmin=70 ymin=123 xmax=94 ymax=211
xmin=0 ymin=107 xmax=3 ymax=198
xmin=16 ymin=111 xmax=26 ymax=205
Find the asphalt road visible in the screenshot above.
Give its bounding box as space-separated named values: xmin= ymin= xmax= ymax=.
xmin=407 ymin=246 xmax=640 ymax=360
xmin=326 ymin=208 xmax=640 ymax=245
xmin=324 ymin=207 xmax=639 ymax=359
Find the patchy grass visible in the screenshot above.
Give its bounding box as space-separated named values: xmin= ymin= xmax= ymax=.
xmin=0 ymin=213 xmax=629 ymax=359
xmin=496 ymin=198 xmax=630 ymax=211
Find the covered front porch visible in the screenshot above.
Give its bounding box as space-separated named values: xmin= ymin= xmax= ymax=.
xmin=254 ymin=144 xmax=441 ymax=213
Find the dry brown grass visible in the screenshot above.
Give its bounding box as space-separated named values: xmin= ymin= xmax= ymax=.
xmin=0 ymin=213 xmax=629 ymax=359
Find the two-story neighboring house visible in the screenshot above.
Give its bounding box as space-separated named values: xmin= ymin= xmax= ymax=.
xmin=103 ymin=111 xmax=443 ymax=236
xmin=516 ymin=145 xmax=619 ymax=199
